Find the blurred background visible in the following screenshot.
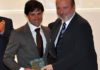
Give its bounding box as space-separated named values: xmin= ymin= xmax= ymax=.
xmin=0 ymin=0 xmax=100 ymax=69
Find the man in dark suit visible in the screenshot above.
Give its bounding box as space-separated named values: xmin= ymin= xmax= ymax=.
xmin=3 ymin=0 xmax=50 ymax=70
xmin=41 ymin=0 xmax=98 ymax=70
xmin=0 ymin=16 xmax=13 ymax=70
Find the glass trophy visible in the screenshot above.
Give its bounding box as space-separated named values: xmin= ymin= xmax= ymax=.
xmin=30 ymin=58 xmax=45 ymax=70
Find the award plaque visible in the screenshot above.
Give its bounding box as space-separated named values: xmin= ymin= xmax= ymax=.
xmin=30 ymin=58 xmax=45 ymax=70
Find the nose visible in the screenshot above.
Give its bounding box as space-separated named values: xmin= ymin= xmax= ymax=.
xmin=58 ymin=8 xmax=64 ymax=15
xmin=59 ymin=10 xmax=64 ymax=17
xmin=60 ymin=11 xmax=63 ymax=15
xmin=34 ymin=14 xmax=39 ymax=18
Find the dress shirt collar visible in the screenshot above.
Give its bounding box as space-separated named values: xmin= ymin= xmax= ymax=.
xmin=28 ymin=21 xmax=41 ymax=32
xmin=62 ymin=12 xmax=75 ymax=27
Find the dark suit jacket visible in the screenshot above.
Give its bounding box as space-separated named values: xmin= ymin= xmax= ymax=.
xmin=0 ymin=16 xmax=13 ymax=70
xmin=48 ymin=13 xmax=98 ymax=70
xmin=3 ymin=23 xmax=50 ymax=70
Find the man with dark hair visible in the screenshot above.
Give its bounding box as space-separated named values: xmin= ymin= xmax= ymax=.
xmin=3 ymin=0 xmax=50 ymax=70
xmin=41 ymin=0 xmax=98 ymax=70
xmin=0 ymin=16 xmax=13 ymax=70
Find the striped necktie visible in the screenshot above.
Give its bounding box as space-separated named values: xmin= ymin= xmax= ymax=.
xmin=56 ymin=22 xmax=66 ymax=47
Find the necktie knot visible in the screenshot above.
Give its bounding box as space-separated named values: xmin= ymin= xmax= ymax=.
xmin=35 ymin=28 xmax=40 ymax=33
xmin=59 ymin=22 xmax=66 ymax=38
xmin=61 ymin=22 xmax=66 ymax=32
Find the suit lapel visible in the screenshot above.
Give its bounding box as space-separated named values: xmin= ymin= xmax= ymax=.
xmin=41 ymin=26 xmax=50 ymax=56
xmin=23 ymin=24 xmax=51 ymax=58
xmin=51 ymin=20 xmax=62 ymax=43
xmin=48 ymin=19 xmax=62 ymax=59
xmin=24 ymin=24 xmax=36 ymax=46
xmin=23 ymin=24 xmax=40 ymax=57
xmin=41 ymin=26 xmax=50 ymax=46
xmin=60 ymin=13 xmax=79 ymax=41
xmin=65 ymin=13 xmax=78 ymax=32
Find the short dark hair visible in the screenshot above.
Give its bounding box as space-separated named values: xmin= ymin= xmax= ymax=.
xmin=24 ymin=0 xmax=44 ymax=15
xmin=71 ymin=0 xmax=75 ymax=7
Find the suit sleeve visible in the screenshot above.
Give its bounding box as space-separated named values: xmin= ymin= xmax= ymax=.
xmin=3 ymin=31 xmax=21 ymax=70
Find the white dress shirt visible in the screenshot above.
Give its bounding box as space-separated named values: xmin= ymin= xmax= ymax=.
xmin=20 ymin=22 xmax=47 ymax=70
xmin=28 ymin=22 xmax=47 ymax=53
xmin=55 ymin=13 xmax=75 ymax=46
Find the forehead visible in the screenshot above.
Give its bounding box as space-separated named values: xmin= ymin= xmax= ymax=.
xmin=29 ymin=9 xmax=42 ymax=13
xmin=56 ymin=0 xmax=71 ymax=5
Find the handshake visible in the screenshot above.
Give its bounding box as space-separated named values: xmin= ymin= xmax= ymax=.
xmin=29 ymin=58 xmax=53 ymax=70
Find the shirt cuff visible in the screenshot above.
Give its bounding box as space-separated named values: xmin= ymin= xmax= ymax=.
xmin=19 ymin=67 xmax=24 ymax=70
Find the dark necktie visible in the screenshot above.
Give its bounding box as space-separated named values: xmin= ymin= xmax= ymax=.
xmin=56 ymin=22 xmax=66 ymax=47
xmin=35 ymin=28 xmax=43 ymax=57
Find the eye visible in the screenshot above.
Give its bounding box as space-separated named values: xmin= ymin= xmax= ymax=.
xmin=37 ymin=12 xmax=42 ymax=15
xmin=31 ymin=14 xmax=35 ymax=16
xmin=63 ymin=6 xmax=68 ymax=9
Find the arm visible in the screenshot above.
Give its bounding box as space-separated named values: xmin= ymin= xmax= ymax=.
xmin=3 ymin=31 xmax=21 ymax=70
xmin=3 ymin=30 xmax=34 ymax=70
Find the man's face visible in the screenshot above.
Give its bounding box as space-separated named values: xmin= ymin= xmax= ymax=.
xmin=56 ymin=0 xmax=75 ymax=21
xmin=27 ymin=10 xmax=43 ymax=27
